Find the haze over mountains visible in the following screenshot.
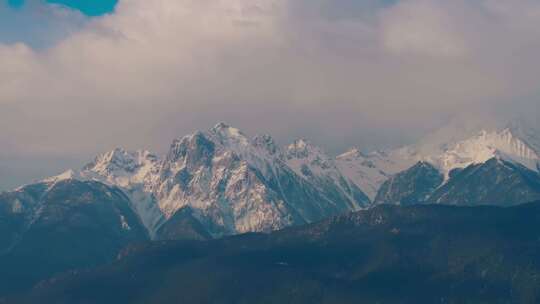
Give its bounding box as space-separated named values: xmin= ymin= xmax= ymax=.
xmin=1 ymin=117 xmax=540 ymax=298
xmin=4 ymin=0 xmax=540 ymax=302
xmin=5 ymin=118 xmax=540 ymax=239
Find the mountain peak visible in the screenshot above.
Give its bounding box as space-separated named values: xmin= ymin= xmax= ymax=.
xmin=213 ymin=122 xmax=230 ymax=130
xmin=208 ymin=123 xmax=249 ymax=148
xmin=211 ymin=122 xmax=244 ymax=137
xmin=286 ymin=138 xmax=321 ymax=159
xmin=391 ymin=117 xmax=540 ymax=177
xmin=252 ymin=134 xmax=279 ymax=155
xmin=415 ymin=160 xmax=433 ymax=168
xmin=337 ymin=148 xmax=365 ymax=160
xmin=292 ymin=138 xmax=309 ymax=147
xmin=285 ymin=138 xmax=342 ymax=177
xmin=84 ymin=148 xmax=158 ymax=176
xmin=42 ymin=169 xmax=81 ymax=185
xmin=84 ymin=148 xmax=130 ymax=172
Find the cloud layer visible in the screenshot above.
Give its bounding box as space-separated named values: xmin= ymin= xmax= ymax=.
xmin=1 ymin=0 xmax=540 ymax=188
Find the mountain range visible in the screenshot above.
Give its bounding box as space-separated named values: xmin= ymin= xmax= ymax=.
xmin=1 ymin=119 xmax=540 ymax=296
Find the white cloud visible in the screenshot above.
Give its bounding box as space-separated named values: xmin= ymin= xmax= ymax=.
xmin=0 ymin=0 xmax=540 ymax=183
xmin=380 ymin=0 xmax=467 ymax=57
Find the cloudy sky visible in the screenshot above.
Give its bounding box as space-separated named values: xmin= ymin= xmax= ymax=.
xmin=1 ymin=0 xmax=540 ymax=190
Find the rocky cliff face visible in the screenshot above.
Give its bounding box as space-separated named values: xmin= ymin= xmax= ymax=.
xmin=151 ymin=124 xmax=368 ymax=238
xmin=5 ymin=121 xmax=540 ymax=246
xmin=285 ymin=139 xmax=370 ymax=210
xmin=14 ymin=120 xmax=540 ymax=241
xmin=72 ymin=123 xmax=369 ymax=240
xmin=3 ymin=121 xmax=540 ymax=298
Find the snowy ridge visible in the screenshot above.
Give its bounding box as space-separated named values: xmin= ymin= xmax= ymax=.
xmin=82 ymin=148 xmax=161 ymax=187
xmin=285 ymin=139 xmax=334 ymax=177
xmin=81 ymin=148 xmax=165 ymax=237
xmin=408 ymin=117 xmax=540 ymax=175
xmin=336 ymin=148 xmax=416 ymax=200
xmin=29 ymin=119 xmax=540 ymax=239
xmin=406 ymin=124 xmax=540 ymax=179
xmin=154 ymin=123 xmax=290 ymax=225
xmin=285 ymin=139 xmax=370 ymax=209
xmin=42 ymin=169 xmax=82 ymax=185
xmin=429 ymin=128 xmax=539 ymax=177
xmin=336 ymin=120 xmax=540 ymax=199
xmin=44 ymin=123 xmax=367 ymax=239
xmin=153 ymin=123 xmax=366 ymax=236
xmin=44 ymin=148 xmax=165 ymax=238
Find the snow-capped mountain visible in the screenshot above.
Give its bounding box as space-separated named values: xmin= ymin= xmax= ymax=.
xmin=3 ymin=119 xmax=540 ymax=299
xmin=413 ymin=125 xmax=540 ymax=177
xmin=82 ymin=148 xmax=160 ymax=186
xmin=45 ymin=123 xmax=369 ymax=240
xmin=337 ymin=119 xmax=540 ymax=201
xmin=6 ymin=119 xmax=540 ymax=243
xmin=151 ymin=124 xmax=369 ymax=237
xmin=41 ymin=149 xmax=165 ymax=237
xmin=285 ymin=139 xmax=370 ymax=210
xmin=154 ymin=124 xmax=298 ymax=236
xmin=336 ymin=148 xmax=416 ymax=200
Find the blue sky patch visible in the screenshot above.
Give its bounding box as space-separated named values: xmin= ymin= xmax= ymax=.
xmin=7 ymin=0 xmax=117 ymax=16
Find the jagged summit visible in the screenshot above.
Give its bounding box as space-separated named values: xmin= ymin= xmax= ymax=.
xmin=209 ymin=122 xmax=250 ymax=148
xmin=287 ymin=138 xmax=309 ymax=151
xmin=285 ymin=138 xmax=337 ymax=174
xmin=335 ymin=117 xmax=540 ymax=200
xmin=17 ymin=119 xmax=539 ymax=242
xmin=83 ymin=148 xmax=159 ymax=180
xmin=46 ymin=123 xmax=370 ymax=240
xmin=85 ymin=149 xmax=160 ymax=187
xmin=284 ymin=139 xmax=370 ymax=209
xmin=335 ymin=148 xmax=413 ymax=200
xmin=42 ymin=169 xmax=80 ymax=184
xmin=252 ymin=134 xmax=279 ymax=156
xmin=416 ymin=126 xmax=540 ymax=176
xmin=6 ymin=120 xmax=540 ymax=298
xmin=285 ymin=139 xmax=322 ymax=159
xmin=213 ymin=122 xmax=231 ymax=130
xmin=338 ymin=117 xmax=539 ymax=208
xmin=336 ymin=147 xmax=365 ymax=160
